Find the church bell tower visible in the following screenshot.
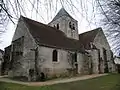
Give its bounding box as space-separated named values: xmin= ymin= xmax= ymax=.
xmin=48 ymin=8 xmax=79 ymax=40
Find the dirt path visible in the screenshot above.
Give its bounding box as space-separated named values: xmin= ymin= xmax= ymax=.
xmin=0 ymin=74 xmax=108 ymax=86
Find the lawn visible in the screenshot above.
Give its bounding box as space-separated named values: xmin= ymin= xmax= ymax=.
xmin=0 ymin=74 xmax=120 ymax=90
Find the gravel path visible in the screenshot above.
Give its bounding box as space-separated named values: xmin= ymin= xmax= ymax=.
xmin=0 ymin=74 xmax=108 ymax=86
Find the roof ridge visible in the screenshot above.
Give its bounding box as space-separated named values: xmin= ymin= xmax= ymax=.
xmin=21 ymin=16 xmax=67 ymax=36
xmin=79 ymin=27 xmax=102 ymax=36
xmin=78 ymin=28 xmax=102 ymax=49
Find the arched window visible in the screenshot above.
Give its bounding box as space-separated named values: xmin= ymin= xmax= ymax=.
xmin=52 ymin=50 xmax=58 ymax=62
xmin=57 ymin=24 xmax=59 ymax=29
xmin=69 ymin=22 xmax=72 ymax=28
xmin=74 ymin=52 xmax=77 ymax=62
xmin=72 ymin=52 xmax=77 ymax=62
xmin=73 ymin=24 xmax=75 ymax=30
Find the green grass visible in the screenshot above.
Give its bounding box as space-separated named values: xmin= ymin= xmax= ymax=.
xmin=0 ymin=74 xmax=120 ymax=90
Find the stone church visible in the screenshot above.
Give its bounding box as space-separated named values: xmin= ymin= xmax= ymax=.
xmin=3 ymin=8 xmax=115 ymax=81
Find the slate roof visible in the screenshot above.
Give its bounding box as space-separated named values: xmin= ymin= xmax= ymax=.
xmin=79 ymin=28 xmax=102 ymax=49
xmin=22 ymin=16 xmax=85 ymax=53
xmin=51 ymin=8 xmax=74 ymax=21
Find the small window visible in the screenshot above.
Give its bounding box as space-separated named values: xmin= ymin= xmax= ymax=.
xmin=52 ymin=50 xmax=58 ymax=62
xmin=57 ymin=24 xmax=59 ymax=29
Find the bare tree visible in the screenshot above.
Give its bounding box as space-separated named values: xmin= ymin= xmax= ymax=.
xmin=0 ymin=0 xmax=97 ymax=28
xmin=0 ymin=0 xmax=9 ymax=32
xmin=96 ymin=0 xmax=120 ymax=55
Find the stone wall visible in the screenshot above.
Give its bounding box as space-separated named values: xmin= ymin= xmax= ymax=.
xmin=93 ymin=30 xmax=115 ymax=73
xmin=77 ymin=53 xmax=91 ymax=75
xmin=9 ymin=17 xmax=37 ymax=78
xmin=3 ymin=45 xmax=11 ymax=75
xmin=37 ymin=46 xmax=76 ymax=78
xmin=89 ymin=50 xmax=99 ymax=74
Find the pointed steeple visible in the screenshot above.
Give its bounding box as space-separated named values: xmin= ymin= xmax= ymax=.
xmin=52 ymin=8 xmax=73 ymax=21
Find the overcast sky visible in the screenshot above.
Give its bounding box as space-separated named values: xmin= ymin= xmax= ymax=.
xmin=0 ymin=0 xmax=99 ymax=50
